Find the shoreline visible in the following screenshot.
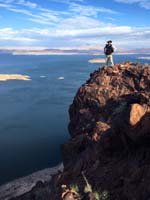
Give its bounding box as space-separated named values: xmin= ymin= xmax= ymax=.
xmin=0 ymin=163 xmax=63 ymax=200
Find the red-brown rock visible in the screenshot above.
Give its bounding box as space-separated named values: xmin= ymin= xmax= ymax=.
xmin=61 ymin=62 xmax=150 ymax=200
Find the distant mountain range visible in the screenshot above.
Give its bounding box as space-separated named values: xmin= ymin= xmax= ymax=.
xmin=0 ymin=47 xmax=150 ymax=55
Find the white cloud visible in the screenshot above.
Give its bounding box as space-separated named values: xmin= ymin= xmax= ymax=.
xmin=0 ymin=1 xmax=67 ymax=26
xmin=115 ymin=0 xmax=150 ymax=9
xmin=58 ymin=16 xmax=105 ymax=30
xmin=54 ymin=25 xmax=133 ymax=39
xmin=8 ymin=7 xmax=32 ymax=15
xmin=0 ymin=0 xmax=119 ymax=26
xmin=48 ymin=0 xmax=84 ymax=5
xmin=0 ymin=22 xmax=150 ymax=48
xmin=17 ymin=0 xmax=37 ymax=8
xmin=0 ymin=3 xmax=12 ymax=8
xmin=0 ymin=1 xmax=64 ymax=25
xmin=0 ymin=0 xmax=37 ymax=9
xmin=69 ymin=3 xmax=118 ymax=17
xmin=0 ymin=28 xmax=37 ymax=44
xmin=105 ymin=17 xmax=115 ymax=21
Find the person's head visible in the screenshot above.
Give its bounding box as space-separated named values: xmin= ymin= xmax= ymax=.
xmin=107 ymin=40 xmax=112 ymax=45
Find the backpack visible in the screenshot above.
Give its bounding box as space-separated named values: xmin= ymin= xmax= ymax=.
xmin=104 ymin=44 xmax=114 ymax=55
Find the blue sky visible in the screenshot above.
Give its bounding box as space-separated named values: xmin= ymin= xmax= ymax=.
xmin=0 ymin=0 xmax=150 ymax=50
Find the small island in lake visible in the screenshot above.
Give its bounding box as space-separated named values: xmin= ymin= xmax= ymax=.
xmin=88 ymin=58 xmax=105 ymax=63
xmin=0 ymin=74 xmax=31 ymax=81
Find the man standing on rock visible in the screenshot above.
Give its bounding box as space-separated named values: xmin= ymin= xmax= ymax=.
xmin=104 ymin=40 xmax=114 ymax=66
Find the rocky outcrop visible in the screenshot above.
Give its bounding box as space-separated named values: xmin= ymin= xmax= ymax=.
xmin=61 ymin=62 xmax=150 ymax=200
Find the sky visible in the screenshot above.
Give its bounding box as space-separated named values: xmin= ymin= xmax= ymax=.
xmin=0 ymin=0 xmax=150 ymax=50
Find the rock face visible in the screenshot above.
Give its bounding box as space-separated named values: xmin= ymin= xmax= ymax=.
xmin=61 ymin=62 xmax=150 ymax=200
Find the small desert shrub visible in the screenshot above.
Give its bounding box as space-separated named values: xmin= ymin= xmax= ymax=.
xmin=70 ymin=184 xmax=79 ymax=193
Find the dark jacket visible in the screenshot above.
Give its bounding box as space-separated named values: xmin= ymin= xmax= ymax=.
xmin=104 ymin=44 xmax=114 ymax=55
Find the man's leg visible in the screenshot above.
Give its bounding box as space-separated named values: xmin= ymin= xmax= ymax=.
xmin=105 ymin=55 xmax=109 ymax=66
xmin=110 ymin=55 xmax=114 ymax=66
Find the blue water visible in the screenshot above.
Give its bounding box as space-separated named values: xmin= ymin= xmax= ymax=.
xmin=0 ymin=54 xmax=149 ymax=185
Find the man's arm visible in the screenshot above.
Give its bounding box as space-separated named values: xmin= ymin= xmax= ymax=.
xmin=112 ymin=45 xmax=116 ymax=53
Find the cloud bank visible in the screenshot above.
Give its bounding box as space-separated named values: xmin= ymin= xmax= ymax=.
xmin=0 ymin=0 xmax=149 ymax=50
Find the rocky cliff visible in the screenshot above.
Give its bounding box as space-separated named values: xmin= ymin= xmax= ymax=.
xmin=60 ymin=62 xmax=150 ymax=200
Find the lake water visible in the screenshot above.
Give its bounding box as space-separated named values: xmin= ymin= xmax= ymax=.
xmin=0 ymin=54 xmax=149 ymax=185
